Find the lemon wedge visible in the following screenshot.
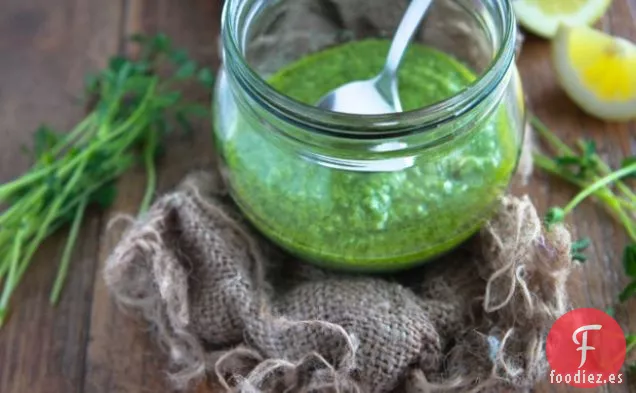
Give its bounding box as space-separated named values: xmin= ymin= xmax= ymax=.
xmin=553 ymin=25 xmax=636 ymax=121
xmin=513 ymin=0 xmax=611 ymax=38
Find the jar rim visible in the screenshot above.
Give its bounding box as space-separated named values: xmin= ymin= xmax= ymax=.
xmin=221 ymin=0 xmax=517 ymax=139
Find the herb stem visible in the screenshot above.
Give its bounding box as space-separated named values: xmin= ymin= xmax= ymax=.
xmin=97 ymin=65 xmax=132 ymax=137
xmin=613 ymin=201 xmax=636 ymax=242
xmin=0 ymin=169 xmax=54 ymax=203
xmin=0 ymin=187 xmax=47 ymax=226
xmin=139 ymin=129 xmax=158 ymax=215
xmin=12 ymin=156 xmax=89 ymax=294
xmin=0 ymin=34 xmax=214 ymax=326
xmin=0 ymin=225 xmax=26 ymax=326
xmin=0 ymin=113 xmax=95 ymax=203
xmin=50 ymin=113 xmax=97 ymax=157
xmin=105 ymin=78 xmax=158 ymax=137
xmin=0 ymin=160 xmax=130 ymax=282
xmin=534 ymin=153 xmax=636 ymax=240
xmin=530 ymin=116 xmax=576 ymax=156
xmin=0 ymin=80 xmax=157 ymax=203
xmin=576 ymin=139 xmax=636 ymax=207
xmin=628 ymin=338 xmax=636 ymax=356
xmin=618 ymin=198 xmax=636 ymax=214
xmin=533 ymin=154 xmax=586 ymax=187
xmin=49 ymin=195 xmax=88 ymax=305
xmin=563 ymin=162 xmax=636 ymax=217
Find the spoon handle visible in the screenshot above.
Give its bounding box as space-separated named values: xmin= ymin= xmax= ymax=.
xmin=383 ymin=0 xmax=433 ymax=76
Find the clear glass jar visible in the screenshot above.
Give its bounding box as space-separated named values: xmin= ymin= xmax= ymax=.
xmin=213 ymin=0 xmax=525 ymax=271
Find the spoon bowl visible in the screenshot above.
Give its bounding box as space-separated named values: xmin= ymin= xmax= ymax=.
xmin=316 ymin=0 xmax=433 ymax=115
xmin=316 ymin=75 xmax=400 ymax=115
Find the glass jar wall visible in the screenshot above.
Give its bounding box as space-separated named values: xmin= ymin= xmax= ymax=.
xmin=213 ymin=0 xmax=525 ymax=271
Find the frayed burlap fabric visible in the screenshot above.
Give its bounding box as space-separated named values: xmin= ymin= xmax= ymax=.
xmin=105 ymin=171 xmax=574 ymax=393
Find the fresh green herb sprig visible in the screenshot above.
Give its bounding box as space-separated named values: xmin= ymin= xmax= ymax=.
xmin=0 ymin=33 xmax=214 ymax=326
xmin=531 ymin=114 xmax=636 ymax=367
xmin=532 ymin=116 xmax=636 ymax=241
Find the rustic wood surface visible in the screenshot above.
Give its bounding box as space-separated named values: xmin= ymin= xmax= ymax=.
xmin=0 ymin=0 xmax=634 ymax=392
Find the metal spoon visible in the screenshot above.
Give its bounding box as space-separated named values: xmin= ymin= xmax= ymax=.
xmin=316 ymin=0 xmax=434 ymax=115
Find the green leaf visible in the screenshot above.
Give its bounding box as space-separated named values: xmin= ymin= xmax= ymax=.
xmin=84 ymin=150 xmax=112 ymax=176
xmin=95 ymin=100 xmax=113 ymax=124
xmin=33 ymin=126 xmax=60 ymax=159
xmin=154 ymin=92 xmax=182 ymax=108
xmin=572 ymin=252 xmax=587 ymax=263
xmin=121 ymin=75 xmax=154 ymax=94
xmin=605 ymin=306 xmax=615 ymax=317
xmin=581 ymin=140 xmax=596 ymax=157
xmin=553 ymin=140 xmax=597 ymax=178
xmin=571 ymin=238 xmax=590 ymax=262
xmin=135 ymin=33 xmax=171 ymax=61
xmin=621 ymin=157 xmax=636 ymax=178
xmin=571 ymin=238 xmax=591 ymax=252
xmin=624 ymin=244 xmax=636 ymax=278
xmin=175 ymin=61 xmax=197 ymax=79
xmin=619 ymin=280 xmax=636 ymax=302
xmin=108 ymin=56 xmax=130 ymax=74
xmin=67 ymin=147 xmax=80 ymax=159
xmin=197 ymin=68 xmax=215 ymax=89
xmin=130 ymin=60 xmax=150 ymax=75
xmin=545 ymin=207 xmax=565 ymax=227
xmin=580 ymin=141 xmax=598 ymax=175
xmin=554 ymin=156 xmax=581 ymax=166
xmin=150 ymin=33 xmax=171 ymax=53
xmin=90 ymin=183 xmax=118 ymax=209
xmin=170 ymin=49 xmax=189 ymax=66
xmin=95 ymin=69 xmax=116 ymax=91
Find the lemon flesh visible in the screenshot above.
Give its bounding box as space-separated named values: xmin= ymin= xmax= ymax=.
xmin=513 ymin=0 xmax=611 ymax=38
xmin=553 ymin=25 xmax=636 ymax=121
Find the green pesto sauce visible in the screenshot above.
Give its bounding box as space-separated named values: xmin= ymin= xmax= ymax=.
xmin=221 ymin=39 xmax=517 ymax=271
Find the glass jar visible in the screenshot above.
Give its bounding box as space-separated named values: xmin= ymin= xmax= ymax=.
xmin=213 ymin=0 xmax=525 ymax=272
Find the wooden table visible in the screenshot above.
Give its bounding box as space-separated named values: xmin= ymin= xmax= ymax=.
xmin=0 ymin=1 xmax=635 ymax=392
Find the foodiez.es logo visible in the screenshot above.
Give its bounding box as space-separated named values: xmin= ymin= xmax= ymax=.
xmin=546 ymin=308 xmax=626 ymax=388
xmin=573 ymin=324 xmax=602 ymax=368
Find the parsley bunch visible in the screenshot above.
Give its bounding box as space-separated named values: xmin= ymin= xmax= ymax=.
xmin=0 ymin=34 xmax=214 ymax=326
xmin=532 ymin=115 xmax=636 ymax=364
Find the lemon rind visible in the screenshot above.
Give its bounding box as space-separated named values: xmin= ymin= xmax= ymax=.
xmin=513 ymin=0 xmax=612 ymax=39
xmin=552 ymin=25 xmax=636 ymax=121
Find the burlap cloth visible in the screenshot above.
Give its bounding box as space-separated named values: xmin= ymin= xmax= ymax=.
xmin=105 ymin=166 xmax=574 ymax=393
xmin=104 ymin=1 xmax=572 ymax=392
